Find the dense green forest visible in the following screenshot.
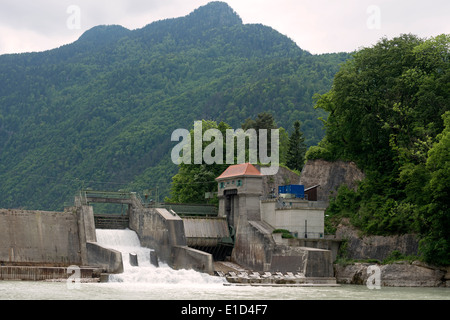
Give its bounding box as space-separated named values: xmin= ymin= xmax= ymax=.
xmin=0 ymin=2 xmax=348 ymax=210
xmin=313 ymin=34 xmax=449 ymax=265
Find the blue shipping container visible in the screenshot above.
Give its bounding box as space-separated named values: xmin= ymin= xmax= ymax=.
xmin=278 ymin=185 xmax=305 ymax=198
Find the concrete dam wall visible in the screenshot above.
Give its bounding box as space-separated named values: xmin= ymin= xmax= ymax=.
xmin=129 ymin=207 xmax=214 ymax=274
xmin=0 ymin=205 xmax=125 ymax=279
xmin=0 ymin=192 xmax=216 ymax=280
xmin=0 ymin=208 xmax=83 ymax=266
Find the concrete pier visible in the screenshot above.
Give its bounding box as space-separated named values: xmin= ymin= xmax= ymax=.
xmin=129 ymin=253 xmax=138 ymax=267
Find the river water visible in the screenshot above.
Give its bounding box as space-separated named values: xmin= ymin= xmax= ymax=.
xmin=0 ymin=229 xmax=448 ymax=301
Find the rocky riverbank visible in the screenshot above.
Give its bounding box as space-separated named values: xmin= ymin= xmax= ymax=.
xmin=332 ymin=219 xmax=449 ymax=287
xmin=334 ymin=261 xmax=450 ymax=287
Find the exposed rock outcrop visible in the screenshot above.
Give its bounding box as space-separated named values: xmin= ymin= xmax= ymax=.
xmin=334 ymin=262 xmax=447 ymax=287
xmin=259 ymin=165 xmax=300 ymax=198
xmin=335 ymin=219 xmax=420 ymax=262
xmin=332 ymin=220 xmax=450 ymax=287
xmin=300 ymin=159 xmax=365 ymax=202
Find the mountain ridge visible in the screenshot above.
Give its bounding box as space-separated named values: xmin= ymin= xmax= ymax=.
xmin=0 ymin=2 xmax=349 ymax=210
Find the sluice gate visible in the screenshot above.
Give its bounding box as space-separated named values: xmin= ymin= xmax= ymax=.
xmin=161 ymin=203 xmax=234 ymax=261
xmin=77 ymin=190 xmax=138 ymax=230
xmin=182 ymin=217 xmax=234 ymax=261
xmin=94 ymin=215 xmax=129 ymax=229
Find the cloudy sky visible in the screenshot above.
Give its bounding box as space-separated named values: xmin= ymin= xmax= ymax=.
xmin=0 ymin=0 xmax=448 ymax=55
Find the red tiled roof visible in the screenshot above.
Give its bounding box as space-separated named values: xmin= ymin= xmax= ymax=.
xmin=216 ymin=163 xmax=262 ymax=180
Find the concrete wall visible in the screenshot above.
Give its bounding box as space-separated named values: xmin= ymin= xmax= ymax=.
xmin=231 ymin=219 xmax=334 ymax=277
xmin=286 ymin=238 xmax=341 ymax=263
xmin=0 ymin=208 xmax=82 ymax=266
xmin=260 ymin=200 xmax=276 ymax=226
xmin=129 ymin=207 xmax=214 ymax=274
xmin=86 ymin=242 xmax=123 ymax=274
xmin=261 ymin=199 xmax=325 ymax=239
xmin=172 ymin=246 xmax=214 ymax=275
xmin=0 ymin=206 xmax=124 ymax=275
xmin=270 ymin=246 xmax=334 ymax=277
xmin=273 ymin=208 xmax=324 ymax=238
xmin=232 ymin=220 xmax=276 ymax=272
xmin=0 ymin=266 xmax=102 ymax=281
xmin=129 ymin=207 xmax=186 ymax=264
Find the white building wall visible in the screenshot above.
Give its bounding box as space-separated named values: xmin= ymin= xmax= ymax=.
xmin=260 ymin=200 xmax=325 ymax=239
xmin=275 ymin=208 xmax=324 ymax=238
xmin=260 ymin=200 xmax=276 ymax=227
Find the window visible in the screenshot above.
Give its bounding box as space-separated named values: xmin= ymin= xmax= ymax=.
xmin=220 ymin=182 xmax=225 ymax=189
xmin=237 ymin=180 xmax=243 ymax=187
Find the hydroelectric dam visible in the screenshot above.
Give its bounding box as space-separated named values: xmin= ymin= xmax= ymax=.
xmin=0 ymin=190 xmax=230 ymax=279
xmin=0 ymin=164 xmax=340 ymax=285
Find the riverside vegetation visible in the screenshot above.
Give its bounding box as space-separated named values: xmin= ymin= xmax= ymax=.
xmin=315 ymin=34 xmax=450 ymax=267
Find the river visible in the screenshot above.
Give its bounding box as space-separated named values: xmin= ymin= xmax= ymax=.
xmin=0 ymin=279 xmax=449 ymax=300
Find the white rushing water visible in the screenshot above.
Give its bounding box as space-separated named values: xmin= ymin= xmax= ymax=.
xmin=95 ymin=229 xmax=225 ymax=285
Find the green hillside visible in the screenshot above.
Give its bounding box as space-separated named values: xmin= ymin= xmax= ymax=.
xmin=0 ymin=2 xmax=348 ymax=210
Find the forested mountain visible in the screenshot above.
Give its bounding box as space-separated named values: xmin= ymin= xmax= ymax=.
xmin=0 ymin=2 xmax=348 ymax=210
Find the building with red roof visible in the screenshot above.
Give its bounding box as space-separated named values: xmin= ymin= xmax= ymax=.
xmin=214 ymin=163 xmax=331 ymax=276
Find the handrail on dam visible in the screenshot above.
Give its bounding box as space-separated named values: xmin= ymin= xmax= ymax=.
xmin=75 ymin=190 xmax=218 ymax=217
xmin=75 ymin=190 xmax=144 ymax=208
xmin=82 ymin=190 xmax=135 ymax=200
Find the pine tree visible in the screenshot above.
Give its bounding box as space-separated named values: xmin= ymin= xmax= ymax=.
xmin=286 ymin=120 xmax=306 ymax=171
xmin=242 ymin=112 xmax=278 ymax=160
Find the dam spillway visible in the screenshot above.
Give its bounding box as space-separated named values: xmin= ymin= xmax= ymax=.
xmin=95 ymin=229 xmax=224 ymax=285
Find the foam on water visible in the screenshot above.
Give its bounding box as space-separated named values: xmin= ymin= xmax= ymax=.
xmin=95 ymin=229 xmax=225 ymax=285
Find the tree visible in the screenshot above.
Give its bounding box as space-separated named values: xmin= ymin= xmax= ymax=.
xmin=286 ymin=120 xmax=307 ymax=172
xmin=166 ymin=120 xmax=230 ymax=204
xmin=418 ymin=111 xmax=450 ymax=265
xmin=242 ymin=112 xmax=277 ymax=131
xmin=241 ymin=112 xmax=278 ymax=160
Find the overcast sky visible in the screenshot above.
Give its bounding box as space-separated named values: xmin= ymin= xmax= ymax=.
xmin=0 ymin=0 xmax=448 ymax=55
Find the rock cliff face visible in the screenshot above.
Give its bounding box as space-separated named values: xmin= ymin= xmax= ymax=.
xmin=332 ymin=220 xmax=450 ymax=287
xmin=334 ymin=262 xmax=447 ymax=287
xmin=299 ymin=159 xmax=365 ymax=202
xmin=335 ymin=220 xmax=419 ymax=262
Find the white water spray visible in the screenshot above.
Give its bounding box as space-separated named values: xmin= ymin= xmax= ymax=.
xmin=95 ymin=229 xmax=224 ymax=285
